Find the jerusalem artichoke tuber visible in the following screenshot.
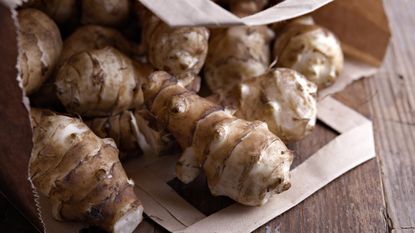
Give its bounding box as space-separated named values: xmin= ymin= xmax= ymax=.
xmin=29 ymin=114 xmax=143 ymax=233
xmin=204 ymin=25 xmax=274 ymax=94
xmin=139 ymin=7 xmax=209 ymax=76
xmin=17 ymin=8 xmax=62 ymax=95
xmin=273 ymin=19 xmax=344 ymax=89
xmin=143 ymin=71 xmax=293 ymax=206
xmin=56 ymin=47 xmax=152 ymax=117
xmin=218 ymin=68 xmax=317 ymax=142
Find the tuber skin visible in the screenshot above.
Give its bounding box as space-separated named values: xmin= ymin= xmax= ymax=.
xmin=60 ymin=25 xmax=143 ymax=66
xmin=273 ymin=19 xmax=344 ymax=89
xmin=81 ymin=0 xmax=130 ymax=27
xmin=29 ymin=114 xmax=143 ymax=233
xmin=204 ymin=0 xmax=273 ymax=95
xmin=204 ymin=25 xmax=274 ymax=94
xmin=17 ymin=8 xmax=62 ymax=95
xmin=143 ymin=71 xmax=293 ymax=206
xmin=56 ymin=47 xmax=153 ymax=117
xmin=86 ymin=108 xmax=177 ymax=159
xmin=218 ymin=68 xmax=317 ymax=142
xmin=21 ymin=0 xmax=79 ymax=25
xmin=139 ymin=7 xmax=209 ymax=77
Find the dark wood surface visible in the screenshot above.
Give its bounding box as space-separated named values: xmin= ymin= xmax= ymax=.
xmin=1 ymin=0 xmax=414 ymax=233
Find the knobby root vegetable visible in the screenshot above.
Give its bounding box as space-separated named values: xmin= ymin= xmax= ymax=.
xmin=273 ymin=19 xmax=344 ymax=89
xmin=139 ymin=7 xmax=209 ymax=76
xmin=204 ymin=25 xmax=274 ymax=94
xmin=30 ymin=108 xmax=55 ymax=129
xmin=56 ymin=47 xmax=153 ymax=117
xmin=86 ymin=109 xmax=177 ymax=159
xmin=218 ymin=68 xmax=317 ymax=142
xmin=17 ymin=8 xmax=62 ymax=95
xmin=21 ymin=0 xmax=78 ymax=24
xmin=29 ymin=115 xmax=143 ymax=233
xmin=143 ymin=71 xmax=293 ymax=206
xmin=81 ymin=0 xmax=130 ymax=27
xmin=60 ymin=25 xmax=143 ymax=66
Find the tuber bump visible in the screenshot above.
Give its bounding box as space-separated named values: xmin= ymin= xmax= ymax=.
xmin=17 ymin=8 xmax=62 ymax=95
xmin=56 ymin=47 xmax=152 ymax=117
xmin=21 ymin=0 xmax=78 ymax=25
xmin=273 ymin=20 xmax=344 ymax=89
xmin=143 ymin=72 xmax=293 ymax=206
xmin=29 ymin=114 xmax=143 ymax=233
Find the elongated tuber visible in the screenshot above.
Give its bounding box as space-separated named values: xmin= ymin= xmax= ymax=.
xmin=273 ymin=19 xmax=344 ymax=88
xmin=60 ymin=25 xmax=143 ymax=66
xmin=81 ymin=0 xmax=130 ymax=27
xmin=139 ymin=7 xmax=209 ymax=76
xmin=204 ymin=25 xmax=273 ymax=94
xmin=29 ymin=114 xmax=143 ymax=233
xmin=86 ymin=108 xmax=177 ymax=159
xmin=143 ymin=71 xmax=293 ymax=206
xmin=218 ymin=68 xmax=317 ymax=142
xmin=17 ymin=8 xmax=62 ymax=95
xmin=56 ymin=47 xmax=152 ymax=117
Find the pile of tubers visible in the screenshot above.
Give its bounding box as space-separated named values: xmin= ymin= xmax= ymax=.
xmin=17 ymin=0 xmax=344 ymax=232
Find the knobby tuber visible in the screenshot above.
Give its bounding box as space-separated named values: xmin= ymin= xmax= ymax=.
xmin=29 ymin=115 xmax=143 ymax=233
xmin=86 ymin=108 xmax=177 ymax=159
xmin=218 ymin=68 xmax=317 ymax=142
xmin=56 ymin=47 xmax=152 ymax=117
xmin=17 ymin=8 xmax=62 ymax=95
xmin=273 ymin=19 xmax=344 ymax=89
xmin=60 ymin=25 xmax=143 ymax=66
xmin=143 ymin=72 xmax=293 ymax=206
xmin=139 ymin=7 xmax=209 ymax=76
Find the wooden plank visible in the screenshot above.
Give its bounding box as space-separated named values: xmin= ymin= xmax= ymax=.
xmin=364 ymin=0 xmax=415 ymax=230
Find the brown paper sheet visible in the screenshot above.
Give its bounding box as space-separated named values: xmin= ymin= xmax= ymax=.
xmin=139 ymin=0 xmax=332 ymax=27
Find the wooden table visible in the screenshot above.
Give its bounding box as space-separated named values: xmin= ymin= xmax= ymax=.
xmin=1 ymin=1 xmax=414 ymax=232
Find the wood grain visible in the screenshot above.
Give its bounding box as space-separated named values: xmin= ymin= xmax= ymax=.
xmin=364 ymin=0 xmax=415 ymax=231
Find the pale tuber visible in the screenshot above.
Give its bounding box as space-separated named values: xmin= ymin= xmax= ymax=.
xmin=143 ymin=72 xmax=293 ymax=206
xmin=29 ymin=114 xmax=143 ymax=233
xmin=273 ymin=20 xmax=344 ymax=89
xmin=17 ymin=8 xmax=62 ymax=95
xmin=56 ymin=47 xmax=152 ymax=117
xmin=139 ymin=7 xmax=209 ymax=76
xmin=204 ymin=25 xmax=274 ymax=94
xmin=219 ymin=68 xmax=317 ymax=142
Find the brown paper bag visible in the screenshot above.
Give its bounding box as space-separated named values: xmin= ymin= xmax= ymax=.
xmin=0 ymin=0 xmax=390 ymax=232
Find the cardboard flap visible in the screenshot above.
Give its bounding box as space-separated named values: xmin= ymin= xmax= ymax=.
xmin=139 ymin=0 xmax=332 ymax=27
